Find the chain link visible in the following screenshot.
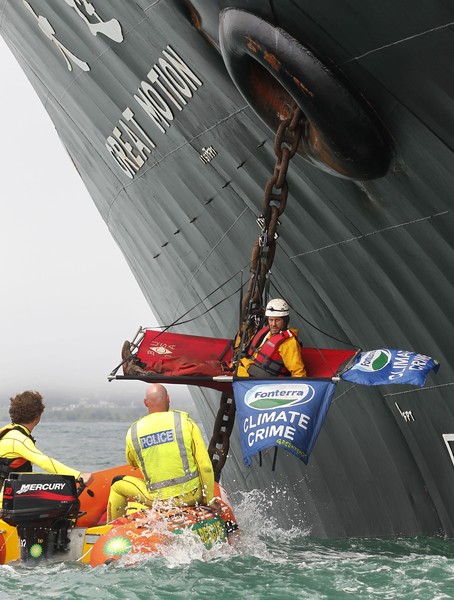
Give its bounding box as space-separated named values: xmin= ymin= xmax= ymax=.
xmin=263 ymin=107 xmax=303 ymax=232
xmin=241 ymin=106 xmax=303 ymax=321
xmin=208 ymin=391 xmax=236 ymax=482
xmin=208 ymin=107 xmax=303 ymax=480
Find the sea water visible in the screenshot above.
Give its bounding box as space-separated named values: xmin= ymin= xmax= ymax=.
xmin=1 ymin=421 xmax=454 ymax=600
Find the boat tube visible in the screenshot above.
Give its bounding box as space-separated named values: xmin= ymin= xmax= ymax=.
xmin=0 ymin=468 xmax=237 ymax=565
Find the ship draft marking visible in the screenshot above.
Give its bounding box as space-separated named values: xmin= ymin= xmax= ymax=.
xmin=199 ymin=146 xmax=218 ymax=164
xmin=395 ymin=402 xmax=415 ymax=423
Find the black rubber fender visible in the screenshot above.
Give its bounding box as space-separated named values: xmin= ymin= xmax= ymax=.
xmin=219 ymin=8 xmax=391 ymax=180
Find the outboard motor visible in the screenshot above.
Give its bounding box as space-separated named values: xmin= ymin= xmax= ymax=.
xmin=0 ymin=473 xmax=80 ymax=562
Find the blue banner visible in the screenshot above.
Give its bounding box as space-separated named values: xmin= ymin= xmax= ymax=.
xmin=341 ymin=349 xmax=439 ymax=387
xmin=233 ymin=379 xmax=337 ymax=466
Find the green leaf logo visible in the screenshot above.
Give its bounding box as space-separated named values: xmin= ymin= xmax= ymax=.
xmin=355 ymin=350 xmax=392 ymax=372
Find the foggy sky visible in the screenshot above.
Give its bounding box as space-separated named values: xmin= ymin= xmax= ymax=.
xmin=0 ymin=38 xmax=181 ymax=407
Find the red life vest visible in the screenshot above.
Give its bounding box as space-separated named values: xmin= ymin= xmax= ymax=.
xmin=248 ymin=326 xmax=296 ymax=376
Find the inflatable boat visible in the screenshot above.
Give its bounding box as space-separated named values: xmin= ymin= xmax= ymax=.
xmin=0 ymin=466 xmax=237 ymax=566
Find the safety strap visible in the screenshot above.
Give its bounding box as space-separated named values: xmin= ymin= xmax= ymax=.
xmin=252 ymin=353 xmax=287 ymax=376
xmin=0 ymin=425 xmax=35 ymax=485
xmin=131 ymin=412 xmax=199 ymax=493
xmin=249 ymin=328 xmax=293 ymax=375
xmin=0 ymin=424 xmax=36 ymax=444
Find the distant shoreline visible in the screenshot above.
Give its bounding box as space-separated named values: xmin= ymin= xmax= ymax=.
xmin=0 ymin=408 xmax=144 ymax=423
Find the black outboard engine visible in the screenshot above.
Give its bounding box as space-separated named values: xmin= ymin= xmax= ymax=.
xmin=0 ymin=473 xmax=80 ymax=562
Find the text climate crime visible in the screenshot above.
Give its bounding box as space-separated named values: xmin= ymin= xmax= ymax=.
xmin=388 ymin=351 xmax=433 ymax=381
xmin=234 ymin=380 xmax=336 ymax=465
xmin=106 ymin=46 xmax=203 ymax=178
xmin=243 ymin=409 xmax=311 ymax=447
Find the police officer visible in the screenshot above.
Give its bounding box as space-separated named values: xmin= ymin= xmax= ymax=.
xmin=0 ymin=390 xmax=92 ymax=488
xmin=107 ymin=383 xmax=220 ymax=520
xmin=237 ymin=298 xmax=307 ymax=378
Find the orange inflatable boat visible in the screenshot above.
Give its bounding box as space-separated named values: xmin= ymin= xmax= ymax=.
xmin=87 ymin=483 xmax=237 ymax=566
xmin=0 ymin=467 xmax=237 ymax=565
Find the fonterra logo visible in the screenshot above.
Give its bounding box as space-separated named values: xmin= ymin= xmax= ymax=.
xmin=354 ymin=349 xmax=392 ymax=372
xmin=244 ymin=383 xmax=315 ymax=410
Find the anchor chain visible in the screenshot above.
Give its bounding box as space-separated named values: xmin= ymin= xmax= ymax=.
xmin=208 ymin=107 xmax=304 ymax=479
xmin=208 ymin=391 xmax=236 ymax=482
xmin=234 ymin=106 xmax=304 ymax=368
xmin=241 ymin=106 xmax=303 ymax=321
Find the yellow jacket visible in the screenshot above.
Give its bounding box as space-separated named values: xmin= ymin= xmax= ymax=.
xmin=237 ymin=327 xmax=307 ymax=377
xmin=0 ymin=424 xmax=80 ymax=479
xmin=126 ymin=410 xmax=215 ymax=503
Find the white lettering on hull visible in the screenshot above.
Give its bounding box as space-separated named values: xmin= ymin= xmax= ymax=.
xmin=108 ymin=45 xmax=203 ymax=178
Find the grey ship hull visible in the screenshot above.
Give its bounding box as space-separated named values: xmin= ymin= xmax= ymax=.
xmin=2 ymin=0 xmax=454 ymax=537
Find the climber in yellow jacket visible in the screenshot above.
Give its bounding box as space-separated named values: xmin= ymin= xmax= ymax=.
xmin=107 ymin=383 xmax=220 ymax=521
xmin=237 ymin=298 xmax=307 ymax=378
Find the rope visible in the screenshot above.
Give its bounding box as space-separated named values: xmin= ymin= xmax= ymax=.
xmin=271 ymin=280 xmax=360 ymax=350
xmin=148 ymin=267 xmax=249 ymax=335
xmin=171 ymin=206 xmax=249 ymax=322
xmin=156 ymin=284 xmax=244 ymax=330
xmin=383 ymin=381 xmax=454 ymax=397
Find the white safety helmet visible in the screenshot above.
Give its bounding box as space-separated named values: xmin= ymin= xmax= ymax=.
xmin=265 ymin=298 xmax=290 ymax=317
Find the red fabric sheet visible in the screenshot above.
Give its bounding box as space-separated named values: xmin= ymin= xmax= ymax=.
xmin=135 ymin=330 xmax=355 ymax=382
xmin=300 ymin=347 xmax=357 ymax=378
xmin=136 ymin=330 xmax=232 ymax=374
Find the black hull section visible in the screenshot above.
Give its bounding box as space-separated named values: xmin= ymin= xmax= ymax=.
xmin=2 ymin=1 xmax=454 ymax=538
